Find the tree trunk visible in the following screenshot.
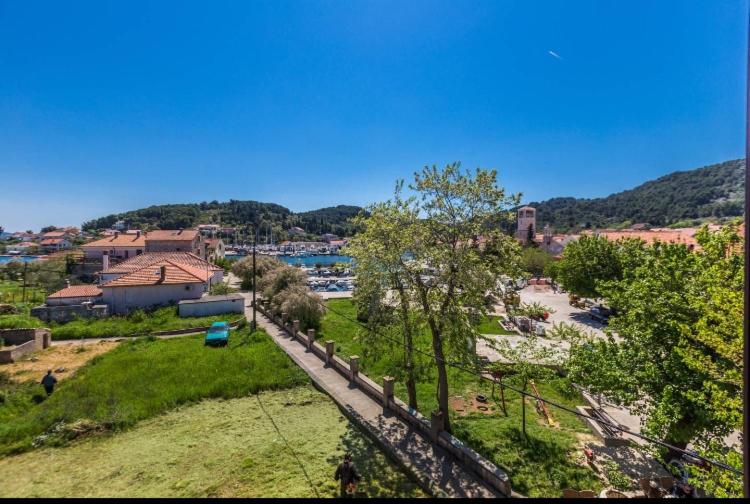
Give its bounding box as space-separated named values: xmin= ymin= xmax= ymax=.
xmin=431 ymin=327 xmax=451 ymax=433
xmin=663 ymin=416 xmax=694 ymax=463
xmin=395 ymin=281 xmax=418 ymax=410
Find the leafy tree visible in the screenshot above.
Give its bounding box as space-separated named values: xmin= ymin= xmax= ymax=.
xmin=390 ymin=163 xmax=521 ymax=432
xmin=562 ymin=224 xmax=743 ymax=495
xmin=231 ymin=255 xmax=283 ymax=290
xmin=520 ymin=247 xmax=553 ymax=278
xmin=555 ymin=234 xmax=630 ymax=299
xmin=347 ymin=183 xmax=425 ymax=408
xmin=40 ymin=226 xmax=58 ymax=233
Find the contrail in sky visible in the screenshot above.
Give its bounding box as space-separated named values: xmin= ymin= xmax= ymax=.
xmin=547 ymin=50 xmax=562 ymax=60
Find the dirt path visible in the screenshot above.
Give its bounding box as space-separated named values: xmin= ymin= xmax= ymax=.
xmin=2 ymin=341 xmax=118 ymax=383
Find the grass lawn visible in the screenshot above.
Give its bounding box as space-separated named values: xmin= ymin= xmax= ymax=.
xmin=318 ymin=299 xmax=602 ymax=498
xmin=0 ymin=328 xmax=424 ymax=497
xmin=0 ymin=328 xmax=305 ymax=455
xmin=475 ymin=315 xmax=517 ymax=335
xmin=0 ymin=281 xmax=46 ymax=305
xmin=0 ymin=388 xmax=425 ymax=498
xmin=0 ymin=305 xmax=243 ymax=340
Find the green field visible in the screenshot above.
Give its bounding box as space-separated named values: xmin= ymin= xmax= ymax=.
xmin=0 ymin=328 xmax=305 ymax=454
xmin=0 ymin=328 xmax=424 ymax=497
xmin=0 ymin=305 xmax=243 ymax=340
xmin=0 ymin=282 xmax=46 ymax=305
xmin=318 ymin=299 xmax=602 ymax=497
xmin=0 ymin=388 xmax=425 ymax=498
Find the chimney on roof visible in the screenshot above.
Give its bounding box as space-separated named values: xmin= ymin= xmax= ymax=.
xmin=159 ymin=265 xmax=167 ymax=282
xmin=102 ymin=251 xmax=109 ymax=271
xmin=136 ymin=230 xmax=141 ymax=238
xmin=114 ymin=231 xmax=119 ymax=238
xmin=178 ymin=228 xmax=183 ymax=235
xmin=66 ymin=279 xmax=71 ymax=288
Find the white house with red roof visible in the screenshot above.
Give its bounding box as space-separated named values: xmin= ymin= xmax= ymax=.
xmin=100 ymin=260 xmax=212 ymax=314
xmin=45 ymin=284 xmax=103 ymax=306
xmin=97 ymin=252 xmax=224 ymax=314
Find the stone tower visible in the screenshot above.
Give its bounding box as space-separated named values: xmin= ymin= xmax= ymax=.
xmin=516 ymin=206 xmax=536 ymax=243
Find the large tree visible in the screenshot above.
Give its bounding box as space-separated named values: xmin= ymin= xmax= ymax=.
xmin=563 ymin=224 xmax=743 ymax=494
xmin=381 ymin=163 xmax=521 ymax=432
xmin=347 ymin=184 xmax=424 ymax=408
xmin=554 ymin=234 xmax=629 ymax=299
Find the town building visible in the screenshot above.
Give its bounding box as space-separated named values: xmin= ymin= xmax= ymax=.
xmin=205 ymin=238 xmax=226 ymax=261
xmin=288 ymin=226 xmax=305 ymax=236
xmin=145 ymin=229 xmax=204 ymax=258
xmin=100 ymin=259 xmax=216 ymax=314
xmin=515 ymin=206 xmax=536 ymax=244
xmin=45 ymin=284 xmax=103 ymax=306
xmin=98 ymin=251 xmax=223 ymax=285
xmin=39 ymin=237 xmax=72 ymax=252
xmin=81 ymin=231 xmax=146 ymax=261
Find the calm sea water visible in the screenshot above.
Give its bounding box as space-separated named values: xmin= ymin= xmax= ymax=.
xmin=225 ymin=253 xmax=353 ymax=267
xmin=0 ymin=255 xmax=42 ymax=264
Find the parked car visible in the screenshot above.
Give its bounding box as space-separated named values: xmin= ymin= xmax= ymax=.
xmin=589 ymin=305 xmax=611 ymax=325
xmin=205 ymin=321 xmax=230 ymax=347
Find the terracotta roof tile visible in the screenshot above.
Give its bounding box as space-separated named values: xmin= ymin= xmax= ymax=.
xmin=146 ymin=229 xmax=199 ymax=241
xmin=47 ymin=285 xmax=102 ymax=298
xmin=83 ymin=234 xmax=146 ymax=248
xmin=40 ymin=238 xmax=68 ymax=245
xmin=104 ymin=252 xmax=221 ymax=274
xmin=101 ymin=260 xmax=207 ymax=287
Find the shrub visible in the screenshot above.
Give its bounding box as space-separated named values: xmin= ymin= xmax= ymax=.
xmin=273 ymin=286 xmax=325 ymax=332
xmin=260 ymin=265 xmax=307 ymax=300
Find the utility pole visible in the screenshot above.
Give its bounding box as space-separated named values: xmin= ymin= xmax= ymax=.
xmin=252 ymin=224 xmax=258 ymax=332
xmin=22 ymin=261 xmax=28 ymax=302
xmin=744 ymin=10 xmax=749 ymax=497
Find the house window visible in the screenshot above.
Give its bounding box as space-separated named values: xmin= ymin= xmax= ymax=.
xmin=185 ymin=285 xmax=191 ymax=291
xmin=136 ymin=250 xmax=142 ymax=255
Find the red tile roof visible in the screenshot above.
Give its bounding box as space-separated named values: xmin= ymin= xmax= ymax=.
xmin=40 ymin=238 xmax=68 ymax=245
xmin=103 ymin=252 xmax=221 ymax=275
xmin=47 ymin=285 xmax=102 ymax=299
xmin=101 ymin=260 xmax=208 ymax=287
xmin=43 ymin=231 xmax=68 ymax=238
xmin=83 ymin=234 xmax=146 ymax=248
xmin=146 ymin=229 xmax=199 ymax=241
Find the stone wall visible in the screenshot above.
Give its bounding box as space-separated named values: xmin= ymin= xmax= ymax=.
xmin=0 ymin=328 xmax=52 ymax=364
xmin=31 ymin=304 xmax=109 ymax=323
xmin=261 ymin=306 xmax=512 ymax=497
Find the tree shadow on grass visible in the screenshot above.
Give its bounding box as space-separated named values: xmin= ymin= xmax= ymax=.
xmin=453 ymin=422 xmax=601 ymax=497
xmin=326 ymin=421 xmax=424 ymax=498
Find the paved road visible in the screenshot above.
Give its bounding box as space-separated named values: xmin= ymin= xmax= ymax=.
xmin=242 ymin=295 xmax=503 ymax=498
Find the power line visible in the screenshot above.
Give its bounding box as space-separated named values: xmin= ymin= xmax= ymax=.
xmin=294 ymin=290 xmax=743 ymax=477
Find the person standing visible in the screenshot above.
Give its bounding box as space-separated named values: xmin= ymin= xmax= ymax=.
xmin=334 ymin=453 xmax=361 ymax=498
xmin=41 ymin=370 xmax=57 ymax=396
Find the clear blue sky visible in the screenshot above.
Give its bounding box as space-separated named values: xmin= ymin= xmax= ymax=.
xmin=1 ymin=0 xmax=747 ymax=231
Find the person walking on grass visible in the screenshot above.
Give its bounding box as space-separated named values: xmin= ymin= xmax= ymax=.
xmin=334 ymin=452 xmax=361 ymax=498
xmin=41 ymin=370 xmax=57 ymax=396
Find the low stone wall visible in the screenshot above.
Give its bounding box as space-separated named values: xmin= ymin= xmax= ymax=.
xmin=178 ymin=294 xmax=245 ymax=317
xmin=262 ymin=306 xmax=512 ymax=497
xmin=31 ymin=303 xmax=109 ymax=323
xmin=0 ymin=328 xmax=52 ymax=364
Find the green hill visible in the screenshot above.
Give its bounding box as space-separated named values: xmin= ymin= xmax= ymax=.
xmin=82 ymin=201 xmax=363 ymax=239
xmin=529 ymin=159 xmax=745 ymax=232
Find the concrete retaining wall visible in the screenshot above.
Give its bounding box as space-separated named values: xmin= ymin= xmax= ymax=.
xmin=0 ymin=328 xmax=52 ymax=364
xmin=178 ymin=294 xmax=245 ymax=317
xmin=262 ymin=307 xmax=512 ymax=497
